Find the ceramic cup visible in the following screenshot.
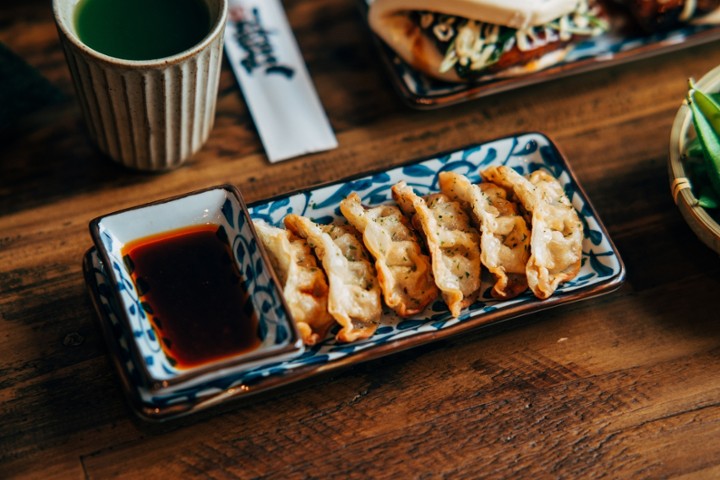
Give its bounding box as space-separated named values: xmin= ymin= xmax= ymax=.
xmin=53 ymin=0 xmax=228 ymax=171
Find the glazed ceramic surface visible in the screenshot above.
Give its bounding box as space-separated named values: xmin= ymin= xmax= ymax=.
xmin=84 ymin=132 xmax=625 ymax=420
xmin=89 ymin=185 xmax=303 ymax=393
xmin=53 ymin=0 xmax=227 ymax=170
xmin=360 ymin=0 xmax=720 ymax=108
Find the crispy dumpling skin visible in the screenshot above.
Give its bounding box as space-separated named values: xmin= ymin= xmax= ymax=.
xmin=391 ymin=181 xmax=481 ymax=317
xmin=482 ymin=166 xmax=583 ymax=299
xmin=283 ymin=214 xmax=382 ymax=342
xmin=253 ymin=220 xmax=334 ymax=345
xmin=438 ymin=172 xmax=530 ymax=299
xmin=340 ymin=192 xmax=438 ymax=317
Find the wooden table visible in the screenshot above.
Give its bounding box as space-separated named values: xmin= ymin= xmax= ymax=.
xmin=3 ymin=0 xmax=720 ymax=477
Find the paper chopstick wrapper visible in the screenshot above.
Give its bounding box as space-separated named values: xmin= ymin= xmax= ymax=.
xmin=224 ymin=0 xmax=338 ymax=162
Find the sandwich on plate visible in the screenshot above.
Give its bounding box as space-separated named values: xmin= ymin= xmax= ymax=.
xmin=367 ymin=0 xmax=609 ymax=82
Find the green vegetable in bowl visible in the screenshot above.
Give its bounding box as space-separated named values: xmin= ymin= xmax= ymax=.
xmin=687 ymin=81 xmax=720 ymax=208
xmin=684 ymin=137 xmax=719 ymax=209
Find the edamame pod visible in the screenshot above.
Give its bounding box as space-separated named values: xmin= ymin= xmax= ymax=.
xmin=688 ymin=82 xmax=720 ymax=198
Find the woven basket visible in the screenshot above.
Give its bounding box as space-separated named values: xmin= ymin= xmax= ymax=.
xmin=669 ymin=65 xmax=720 ymax=254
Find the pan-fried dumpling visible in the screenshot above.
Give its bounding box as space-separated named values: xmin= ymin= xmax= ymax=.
xmin=481 ymin=166 xmax=583 ymax=299
xmin=391 ymin=181 xmax=481 ymax=317
xmin=438 ymin=172 xmax=530 ymax=299
xmin=253 ymin=220 xmax=334 ymax=345
xmin=339 ymin=192 xmax=438 ymax=317
xmin=283 ymin=214 xmax=382 ymax=342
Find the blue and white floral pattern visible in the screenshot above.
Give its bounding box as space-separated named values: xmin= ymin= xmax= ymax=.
xmin=86 ymin=133 xmax=625 ymax=419
xmin=91 ymin=186 xmax=301 ymax=391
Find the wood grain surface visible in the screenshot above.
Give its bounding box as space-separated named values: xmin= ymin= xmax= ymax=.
xmin=2 ymin=0 xmax=720 ymax=478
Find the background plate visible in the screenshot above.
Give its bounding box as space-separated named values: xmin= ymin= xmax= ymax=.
xmin=360 ymin=1 xmax=720 ymax=108
xmin=84 ymin=132 xmax=625 ymax=421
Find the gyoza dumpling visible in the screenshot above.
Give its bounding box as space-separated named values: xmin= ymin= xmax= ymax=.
xmin=391 ymin=181 xmax=481 ymax=317
xmin=283 ymin=214 xmax=382 ymax=342
xmin=253 ymin=220 xmax=334 ymax=345
xmin=481 ymin=166 xmax=583 ymax=299
xmin=438 ymin=172 xmax=530 ymax=299
xmin=340 ymin=192 xmax=438 ymax=317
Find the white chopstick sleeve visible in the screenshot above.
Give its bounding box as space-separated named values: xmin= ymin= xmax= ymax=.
xmin=224 ymin=0 xmax=338 ymax=162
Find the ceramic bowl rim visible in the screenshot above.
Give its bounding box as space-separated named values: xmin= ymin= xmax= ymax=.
xmin=52 ymin=0 xmax=228 ymax=69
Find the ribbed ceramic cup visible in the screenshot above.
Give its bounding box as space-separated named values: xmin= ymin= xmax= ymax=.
xmin=53 ymin=0 xmax=227 ymax=171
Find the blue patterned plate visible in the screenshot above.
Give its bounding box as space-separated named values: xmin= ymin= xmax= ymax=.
xmin=84 ymin=132 xmax=625 ymax=421
xmin=360 ymin=0 xmax=720 ymax=108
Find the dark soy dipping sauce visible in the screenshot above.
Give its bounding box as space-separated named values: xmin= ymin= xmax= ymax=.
xmin=122 ymin=224 xmax=260 ymax=370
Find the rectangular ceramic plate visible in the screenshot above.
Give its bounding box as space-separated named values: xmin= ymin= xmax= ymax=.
xmin=360 ymin=0 xmax=720 ymax=108
xmin=83 ymin=132 xmax=625 ymax=421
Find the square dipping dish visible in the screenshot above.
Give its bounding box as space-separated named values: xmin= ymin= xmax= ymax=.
xmin=88 ymin=184 xmax=304 ymax=394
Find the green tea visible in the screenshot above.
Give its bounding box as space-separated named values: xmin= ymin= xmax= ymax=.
xmin=74 ymin=0 xmax=211 ymax=61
